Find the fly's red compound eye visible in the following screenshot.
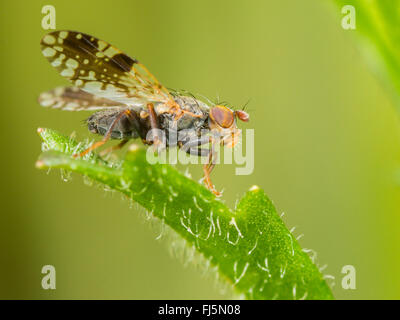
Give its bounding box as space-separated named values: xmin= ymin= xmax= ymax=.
xmin=235 ymin=110 xmax=249 ymax=122
xmin=210 ymin=105 xmax=234 ymax=128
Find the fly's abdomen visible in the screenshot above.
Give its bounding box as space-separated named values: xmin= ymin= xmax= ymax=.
xmin=87 ymin=109 xmax=147 ymax=140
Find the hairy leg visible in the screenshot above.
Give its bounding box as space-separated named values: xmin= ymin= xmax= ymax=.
xmin=99 ymin=139 xmax=129 ymax=157
xmin=179 ymin=135 xmax=220 ymax=195
xmin=202 ymin=147 xmax=220 ymax=197
xmin=181 ymin=135 xmax=211 ymax=154
xmin=146 ymin=103 xmax=165 ymax=152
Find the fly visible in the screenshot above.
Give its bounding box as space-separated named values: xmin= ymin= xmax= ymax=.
xmin=38 ymin=30 xmax=249 ymax=196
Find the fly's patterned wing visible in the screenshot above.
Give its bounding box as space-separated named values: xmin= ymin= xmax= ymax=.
xmin=38 ymin=86 xmax=126 ymax=111
xmin=40 ymin=30 xmax=172 ymax=108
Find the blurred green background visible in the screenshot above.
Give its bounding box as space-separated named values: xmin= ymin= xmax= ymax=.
xmin=1 ymin=0 xmax=399 ymax=299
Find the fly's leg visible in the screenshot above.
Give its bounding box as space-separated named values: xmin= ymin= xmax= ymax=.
xmin=202 ymin=146 xmax=221 ymax=197
xmin=99 ymin=139 xmax=129 ymax=157
xmin=73 ymin=109 xmax=130 ymax=158
xmin=180 ymin=136 xmax=211 ymax=154
xmin=146 ymin=103 xmax=164 ymax=152
xmin=127 ymin=109 xmax=147 ymax=140
xmin=180 ymin=136 xmax=221 ymax=196
xmin=185 ymin=148 xmax=210 ymax=157
xmin=147 ymin=103 xmax=158 ymax=130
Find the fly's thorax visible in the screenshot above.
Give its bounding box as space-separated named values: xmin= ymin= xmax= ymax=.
xmin=158 ymin=95 xmax=210 ymax=132
xmin=151 ymin=95 xmax=210 ymax=146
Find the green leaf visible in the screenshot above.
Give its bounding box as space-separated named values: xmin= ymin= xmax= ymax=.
xmin=36 ymin=128 xmax=334 ymax=300
xmin=332 ymin=0 xmax=400 ymax=109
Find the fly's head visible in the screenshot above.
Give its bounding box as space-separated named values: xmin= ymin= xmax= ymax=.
xmin=208 ymin=105 xmax=249 ymax=147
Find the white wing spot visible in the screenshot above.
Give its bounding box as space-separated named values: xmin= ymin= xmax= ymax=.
xmin=66 ymin=58 xmax=79 ymax=69
xmin=59 ymin=31 xmax=69 ymax=39
xmin=53 ymin=46 xmax=63 ymax=52
xmin=42 ymin=47 xmax=56 ymax=57
xmin=84 ymin=81 xmax=103 ymax=90
xmin=51 ymin=54 xmax=66 ymax=67
xmin=104 ymin=46 xmax=120 ymax=57
xmin=97 ymin=40 xmax=107 ymax=51
xmin=81 ymin=71 xmax=97 ymax=81
xmin=60 ymin=68 xmax=74 ymax=78
xmin=65 ymin=102 xmax=79 ymax=109
xmin=43 ymin=35 xmax=56 ymax=45
xmin=40 ymin=98 xmax=55 ymax=107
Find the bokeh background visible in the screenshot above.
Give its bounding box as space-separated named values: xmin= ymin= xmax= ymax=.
xmin=1 ymin=0 xmax=399 ymax=299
